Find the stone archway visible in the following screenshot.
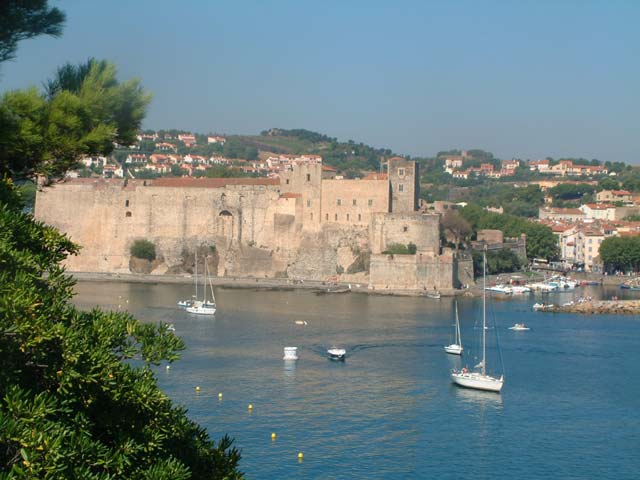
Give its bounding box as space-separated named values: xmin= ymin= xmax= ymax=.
xmin=217 ymin=210 xmax=234 ymax=240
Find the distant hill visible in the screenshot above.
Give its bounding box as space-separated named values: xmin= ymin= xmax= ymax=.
xmin=231 ymin=128 xmax=397 ymax=177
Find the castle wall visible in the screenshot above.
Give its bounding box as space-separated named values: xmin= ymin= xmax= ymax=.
xmin=369 ymin=251 xmax=457 ymax=291
xmin=371 ymin=213 xmax=440 ymax=255
xmin=320 ymin=179 xmax=389 ymax=226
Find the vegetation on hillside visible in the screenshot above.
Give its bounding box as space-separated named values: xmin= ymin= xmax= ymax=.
xmin=460 ymin=204 xmax=559 ymax=261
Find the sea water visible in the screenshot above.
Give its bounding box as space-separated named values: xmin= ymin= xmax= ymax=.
xmin=74 ymin=282 xmax=640 ymax=479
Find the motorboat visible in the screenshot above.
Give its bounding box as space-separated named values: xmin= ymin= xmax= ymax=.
xmin=427 ymin=290 xmax=441 ymax=299
xmin=283 ymin=347 xmax=299 ymax=360
xmin=486 ymin=285 xmax=512 ymax=294
xmin=510 ymin=285 xmax=531 ymax=294
xmin=509 ymin=323 xmax=530 ymax=331
xmin=327 ymin=347 xmax=346 ymax=361
xmin=532 ymin=303 xmax=553 ymax=311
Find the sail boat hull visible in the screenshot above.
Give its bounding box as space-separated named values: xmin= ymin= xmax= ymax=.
xmin=186 ymin=302 xmax=216 ymax=315
xmin=451 ymin=371 xmax=504 ymax=392
xmin=444 ymin=344 xmax=463 ymax=355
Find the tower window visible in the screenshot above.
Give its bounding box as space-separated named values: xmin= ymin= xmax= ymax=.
xmin=353 ymin=199 xmax=357 ymax=206
xmin=306 ymin=174 xmax=311 ymax=182
xmin=347 ymin=214 xmax=350 ymax=221
xmin=310 ymin=213 xmax=313 ymax=221
xmin=403 ymin=226 xmax=408 ymax=232
xmin=125 ymin=199 xmax=129 ymax=207
xmin=334 ymin=213 xmax=338 ymax=221
xmin=358 ymin=214 xmax=362 ymax=221
xmin=307 ymin=199 xmax=311 ymax=207
xmin=125 ymin=211 xmax=132 ymax=218
xmin=326 ymin=213 xmax=329 ymax=221
xmin=286 ymin=179 xmax=290 ymax=184
xmin=368 ymin=199 xmax=373 ymax=207
xmin=337 ymin=199 xmax=342 ymax=206
xmin=398 ymin=183 xmax=404 ymax=192
xmin=398 ymin=168 xmax=405 ymax=176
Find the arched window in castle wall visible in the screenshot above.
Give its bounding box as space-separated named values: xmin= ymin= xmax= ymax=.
xmin=217 ymin=210 xmax=234 ymax=240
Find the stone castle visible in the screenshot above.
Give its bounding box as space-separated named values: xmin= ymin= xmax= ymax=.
xmin=35 ymin=157 xmax=473 ymax=291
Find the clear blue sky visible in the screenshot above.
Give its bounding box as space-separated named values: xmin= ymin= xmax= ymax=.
xmin=2 ymin=0 xmax=639 ymax=162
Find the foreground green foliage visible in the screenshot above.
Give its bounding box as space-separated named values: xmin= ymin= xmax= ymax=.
xmin=130 ymin=239 xmax=157 ymax=261
xmin=599 ymin=236 xmax=640 ymax=273
xmin=0 ymin=179 xmax=243 ymax=478
xmin=0 ymin=59 xmax=151 ymax=180
xmin=460 ymin=204 xmax=559 ymax=261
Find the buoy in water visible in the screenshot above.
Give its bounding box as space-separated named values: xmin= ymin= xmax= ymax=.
xmin=166 ymin=365 xmax=170 ymax=370
xmin=248 ymin=404 xmax=253 ymax=410
xmin=195 ymin=386 xmax=201 ymax=392
xmin=297 ymin=452 xmax=304 ymax=461
xmin=218 ymin=392 xmax=223 ymax=399
xmin=271 ymin=432 xmax=276 ymax=440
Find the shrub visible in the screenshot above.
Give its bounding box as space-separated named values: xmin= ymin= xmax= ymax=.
xmin=382 ymin=243 xmax=417 ymax=255
xmin=131 ymin=239 xmax=156 ymax=261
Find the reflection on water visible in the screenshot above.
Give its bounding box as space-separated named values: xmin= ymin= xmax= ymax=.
xmin=73 ymin=282 xmax=640 ymax=479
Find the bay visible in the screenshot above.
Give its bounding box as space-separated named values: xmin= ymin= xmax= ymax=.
xmin=73 ymin=282 xmax=640 ymax=479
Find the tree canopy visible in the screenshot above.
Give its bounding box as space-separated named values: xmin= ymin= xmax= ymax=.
xmin=599 ymin=236 xmax=640 ymax=273
xmin=0 ymin=0 xmax=65 ymax=63
xmin=0 ymin=59 xmax=151 ymax=180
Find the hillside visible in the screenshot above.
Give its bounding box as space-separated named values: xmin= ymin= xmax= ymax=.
xmin=233 ymin=128 xmax=397 ymax=177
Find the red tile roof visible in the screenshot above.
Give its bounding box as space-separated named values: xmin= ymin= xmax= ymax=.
xmin=279 ymin=192 xmax=301 ymax=198
xmin=362 ymin=173 xmax=388 ymax=180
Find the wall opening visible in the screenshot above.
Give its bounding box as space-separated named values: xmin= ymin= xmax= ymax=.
xmin=125 ymin=199 xmax=129 ymax=207
xmin=217 ymin=210 xmax=234 ymax=240
xmin=125 ymin=211 xmax=132 ymax=217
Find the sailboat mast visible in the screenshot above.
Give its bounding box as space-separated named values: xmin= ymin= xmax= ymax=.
xmin=203 ymin=258 xmax=207 ymax=303
xmin=455 ymin=302 xmax=461 ymax=345
xmin=195 ymin=254 xmax=198 ymax=299
xmin=482 ymin=249 xmax=487 ymax=376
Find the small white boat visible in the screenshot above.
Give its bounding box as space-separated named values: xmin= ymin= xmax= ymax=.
xmin=427 ymin=289 xmax=441 ymax=299
xmin=509 ymin=323 xmax=530 ymax=331
xmin=186 ymin=300 xmax=216 ymax=315
xmin=451 ymin=370 xmax=504 ymax=392
xmin=510 ymin=285 xmax=531 ymax=294
xmin=327 ymin=347 xmax=346 ymax=361
xmin=444 ymin=302 xmax=463 ymax=355
xmin=177 ymin=299 xmax=192 ymax=308
xmin=486 ymin=285 xmax=512 ymax=294
xmin=295 ymin=320 xmax=308 ymax=326
xmin=283 ymin=347 xmax=299 ymax=360
xmin=186 ymin=257 xmax=216 ymax=316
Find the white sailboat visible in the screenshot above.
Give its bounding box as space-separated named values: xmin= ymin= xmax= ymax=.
xmin=451 ymin=249 xmax=504 ymax=393
xmin=186 ymin=257 xmax=216 ymax=315
xmin=444 ymin=302 xmax=463 ymax=355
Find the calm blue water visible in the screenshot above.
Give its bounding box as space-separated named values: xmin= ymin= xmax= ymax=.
xmin=74 ymin=283 xmax=640 ymax=479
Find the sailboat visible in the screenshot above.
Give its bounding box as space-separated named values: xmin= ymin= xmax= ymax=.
xmin=186 ymin=257 xmax=216 ymax=315
xmin=444 ymin=302 xmax=463 ymax=355
xmin=451 ymin=249 xmax=504 ymax=393
xmin=177 ymin=254 xmax=198 ymax=308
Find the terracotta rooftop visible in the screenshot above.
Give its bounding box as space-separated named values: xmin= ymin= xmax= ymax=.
xmin=362 ymin=172 xmax=388 ymax=180
xmin=279 ymin=192 xmax=302 ymax=199
xmin=322 ymin=165 xmax=337 ymax=172
xmin=152 ymin=177 xmax=279 ymax=188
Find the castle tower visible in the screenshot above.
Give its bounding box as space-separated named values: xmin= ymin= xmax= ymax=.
xmin=388 ymin=157 xmax=419 ymax=212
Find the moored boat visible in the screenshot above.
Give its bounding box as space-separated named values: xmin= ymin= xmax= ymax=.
xmin=327 ymin=347 xmax=346 ymax=361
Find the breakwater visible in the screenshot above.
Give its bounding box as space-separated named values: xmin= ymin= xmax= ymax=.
xmin=543 ymin=299 xmax=640 ymax=315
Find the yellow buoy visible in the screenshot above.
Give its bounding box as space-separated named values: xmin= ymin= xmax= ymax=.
xmin=298 ymin=452 xmax=304 ymax=461
xmin=248 ymin=404 xmax=253 ymax=410
xmin=195 ymin=386 xmax=201 ymax=392
xmin=271 ymin=432 xmax=276 ymax=440
xmin=218 ymin=392 xmax=223 ymax=399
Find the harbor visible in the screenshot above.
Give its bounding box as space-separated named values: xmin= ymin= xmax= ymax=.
xmin=73 ymin=280 xmax=640 ymax=479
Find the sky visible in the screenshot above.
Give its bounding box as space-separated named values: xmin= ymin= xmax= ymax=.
xmin=2 ymin=0 xmax=639 ymax=162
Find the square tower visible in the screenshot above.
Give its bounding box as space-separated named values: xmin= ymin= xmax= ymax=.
xmin=388 ymin=157 xmax=419 ymax=212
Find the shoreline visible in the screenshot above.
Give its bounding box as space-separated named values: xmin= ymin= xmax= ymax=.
xmin=69 ymin=271 xmax=465 ymax=297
